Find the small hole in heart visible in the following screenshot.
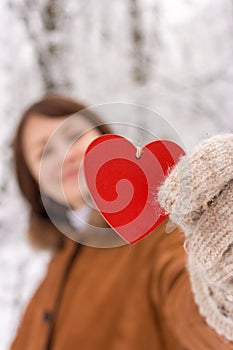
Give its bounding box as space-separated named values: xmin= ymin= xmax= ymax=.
xmin=136 ymin=146 xmax=142 ymax=159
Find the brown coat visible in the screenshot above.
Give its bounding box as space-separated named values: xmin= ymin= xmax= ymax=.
xmin=10 ymin=220 xmax=233 ymax=350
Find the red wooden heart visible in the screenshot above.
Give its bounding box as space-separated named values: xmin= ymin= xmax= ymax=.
xmin=83 ymin=134 xmax=185 ymax=244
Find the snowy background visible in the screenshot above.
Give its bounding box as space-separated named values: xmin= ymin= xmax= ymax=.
xmin=0 ymin=0 xmax=233 ymax=348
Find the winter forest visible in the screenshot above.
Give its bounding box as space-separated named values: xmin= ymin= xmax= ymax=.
xmin=0 ymin=0 xmax=233 ymax=348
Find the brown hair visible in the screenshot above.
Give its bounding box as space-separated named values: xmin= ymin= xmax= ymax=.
xmin=12 ymin=94 xmax=111 ymax=251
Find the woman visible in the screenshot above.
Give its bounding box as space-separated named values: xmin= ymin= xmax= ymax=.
xmin=10 ymin=95 xmax=233 ymax=349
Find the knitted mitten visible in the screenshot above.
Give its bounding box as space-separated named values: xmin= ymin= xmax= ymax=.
xmin=158 ymin=133 xmax=233 ymax=341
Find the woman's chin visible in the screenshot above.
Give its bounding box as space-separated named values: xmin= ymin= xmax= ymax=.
xmin=67 ymin=197 xmax=86 ymax=210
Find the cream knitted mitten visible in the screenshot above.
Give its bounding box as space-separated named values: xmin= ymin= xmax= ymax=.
xmin=158 ymin=133 xmax=233 ymax=341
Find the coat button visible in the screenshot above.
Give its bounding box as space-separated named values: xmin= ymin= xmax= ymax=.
xmin=43 ymin=310 xmax=53 ymax=322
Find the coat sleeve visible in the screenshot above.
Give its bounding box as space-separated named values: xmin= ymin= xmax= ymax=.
xmin=149 ymin=223 xmax=233 ymax=350
xmin=9 ymin=280 xmax=51 ymax=350
xmin=9 ymin=238 xmax=79 ymax=350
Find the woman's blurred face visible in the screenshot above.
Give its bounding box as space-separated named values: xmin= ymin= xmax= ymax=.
xmin=22 ymin=113 xmax=101 ymax=210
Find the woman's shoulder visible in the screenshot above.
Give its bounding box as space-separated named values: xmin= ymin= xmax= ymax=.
xmin=129 ymin=218 xmax=185 ymax=262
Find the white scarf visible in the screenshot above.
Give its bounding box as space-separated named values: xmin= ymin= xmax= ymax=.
xmin=66 ymin=205 xmax=92 ymax=232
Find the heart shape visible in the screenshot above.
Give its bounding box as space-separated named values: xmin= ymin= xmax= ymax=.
xmin=83 ymin=134 xmax=185 ymax=244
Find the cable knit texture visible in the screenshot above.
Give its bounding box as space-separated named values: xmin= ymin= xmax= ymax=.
xmin=158 ymin=133 xmax=233 ymax=342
